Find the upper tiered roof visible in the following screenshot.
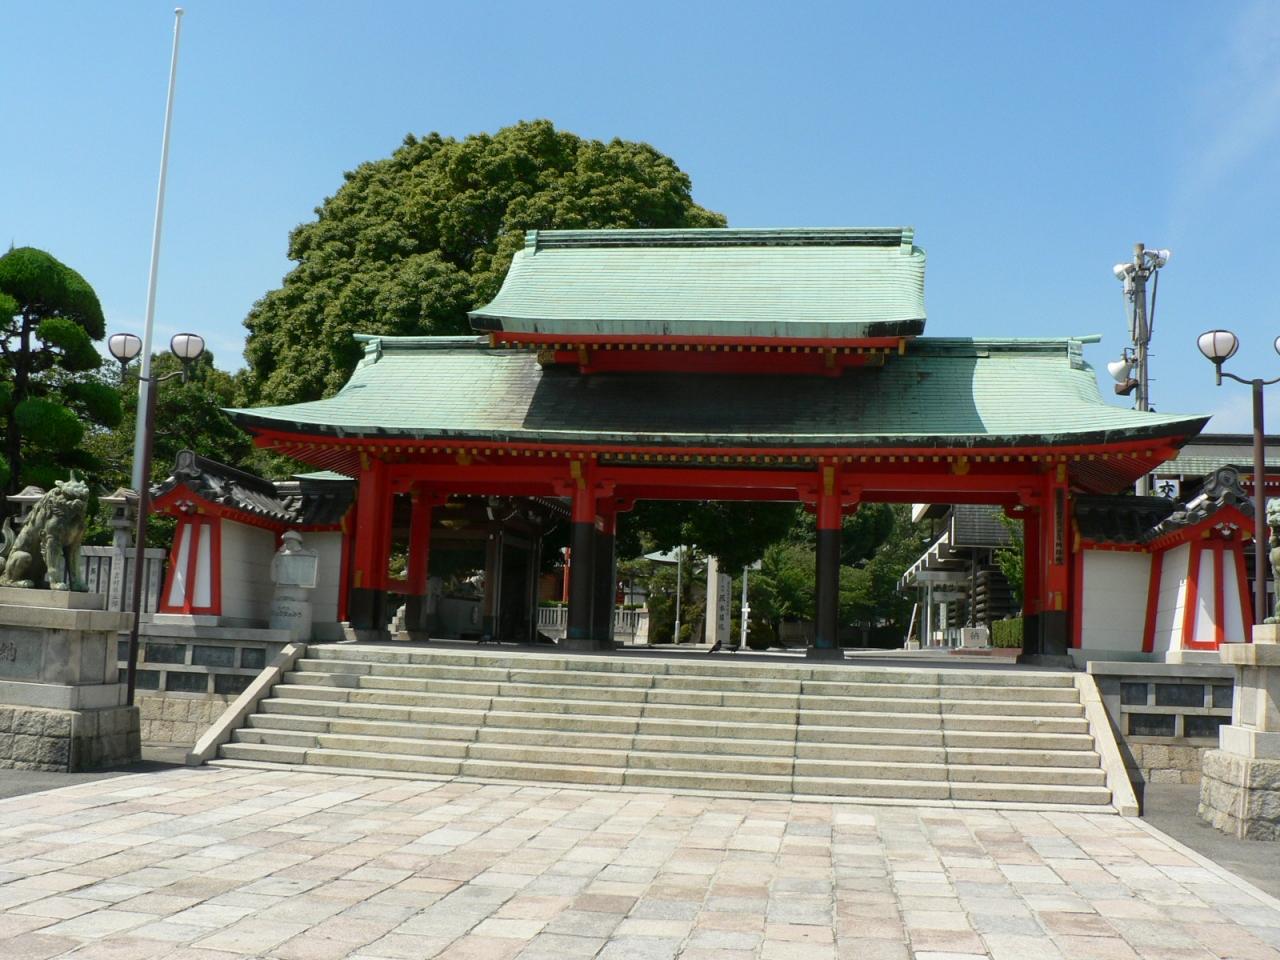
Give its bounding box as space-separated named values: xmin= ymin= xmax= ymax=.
xmin=470 ymin=227 xmax=926 ymax=345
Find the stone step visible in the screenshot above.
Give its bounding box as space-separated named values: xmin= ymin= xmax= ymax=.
xmin=289 ymin=669 xmax=1084 ymax=714
xmin=619 ymin=768 xmax=794 ymax=794
xmin=221 ymin=740 xmax=461 ymax=776
xmin=945 ymin=763 xmax=1107 ymax=786
xmin=788 ymin=775 xmax=1112 ymax=805
xmin=236 ymin=728 xmax=473 ymax=759
xmin=945 ymin=781 xmax=1113 ymax=805
xmin=221 ymin=647 xmax=1110 ymax=809
xmin=293 ymin=660 xmax=1080 ymax=702
xmin=936 ymin=714 xmax=1088 ymax=734
xmin=793 ymin=742 xmax=946 ymax=764
xmin=458 ymin=757 xmax=626 ymax=786
xmin=289 ymin=685 xmax=1079 ymax=732
xmin=799 ymin=723 xmax=1092 ymax=750
xmin=800 ymin=680 xmax=1080 ymax=702
xmin=941 ymin=729 xmax=1097 ymax=751
xmin=303 ymin=645 xmax=1077 ymax=687
xmin=792 ymin=757 xmax=1104 ymax=786
xmin=943 ymin=747 xmax=1100 ymax=769
xmin=796 ymin=695 xmax=1082 ymax=717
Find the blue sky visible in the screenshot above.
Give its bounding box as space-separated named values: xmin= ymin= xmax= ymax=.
xmin=4 ymin=1 xmax=1280 ymax=432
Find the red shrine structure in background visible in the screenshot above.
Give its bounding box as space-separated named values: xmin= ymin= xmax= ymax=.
xmin=224 ymin=227 xmax=1213 ymax=659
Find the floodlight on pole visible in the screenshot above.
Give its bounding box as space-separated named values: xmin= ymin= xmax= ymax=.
xmin=1195 ymin=328 xmax=1279 ymax=627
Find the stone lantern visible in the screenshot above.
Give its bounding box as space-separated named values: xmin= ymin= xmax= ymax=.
xmin=269 ymin=531 xmax=319 ymax=642
xmin=5 ymin=485 xmax=46 ymax=526
xmin=100 ymin=488 xmax=139 ymax=550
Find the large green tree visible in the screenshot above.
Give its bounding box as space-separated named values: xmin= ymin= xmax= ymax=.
xmin=240 ymin=119 xmax=726 ymax=406
xmin=0 ymin=247 xmax=119 ymax=496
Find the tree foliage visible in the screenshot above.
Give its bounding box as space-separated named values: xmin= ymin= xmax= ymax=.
xmin=0 ymin=247 xmax=112 ymax=496
xmin=240 ymin=119 xmax=725 ymax=407
xmin=87 ymin=351 xmax=252 ymax=491
xmin=993 ymin=512 xmax=1025 ymax=607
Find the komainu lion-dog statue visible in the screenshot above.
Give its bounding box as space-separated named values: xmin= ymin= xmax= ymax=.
xmin=0 ymin=475 xmax=90 ymax=591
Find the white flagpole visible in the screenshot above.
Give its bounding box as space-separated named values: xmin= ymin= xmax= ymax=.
xmin=131 ymin=7 xmax=185 ymax=491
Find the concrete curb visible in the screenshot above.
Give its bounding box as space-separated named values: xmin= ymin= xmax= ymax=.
xmin=1076 ymin=672 xmax=1141 ymax=817
xmin=186 ymin=642 xmax=306 ymax=766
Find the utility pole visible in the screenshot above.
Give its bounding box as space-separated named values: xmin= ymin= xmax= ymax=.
xmin=1112 ymin=244 xmax=1170 ymax=496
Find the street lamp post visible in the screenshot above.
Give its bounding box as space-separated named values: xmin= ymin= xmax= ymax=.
xmin=1196 ymin=329 xmax=1280 ymax=626
xmin=109 ymin=331 xmax=206 ymax=705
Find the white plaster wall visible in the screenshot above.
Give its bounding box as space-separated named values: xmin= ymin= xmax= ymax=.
xmin=1079 ymin=551 xmax=1150 ymax=652
xmin=1193 ymin=549 xmax=1217 ymax=644
xmin=219 ymin=520 xmax=275 ymax=624
xmin=1222 ymin=549 xmax=1248 ymax=643
xmin=1151 ymin=543 xmax=1189 ymax=655
xmin=308 ymin=532 xmax=344 ymax=629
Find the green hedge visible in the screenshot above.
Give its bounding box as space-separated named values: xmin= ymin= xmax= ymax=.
xmin=991 ymin=618 xmax=1023 ymax=648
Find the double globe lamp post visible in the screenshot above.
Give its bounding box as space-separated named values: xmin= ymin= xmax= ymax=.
xmin=1197 ymin=329 xmax=1280 ymax=625
xmin=107 ymin=331 xmax=206 ymax=704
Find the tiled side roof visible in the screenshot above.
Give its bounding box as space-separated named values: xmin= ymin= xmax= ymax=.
xmin=1076 ymin=467 xmax=1254 ymax=545
xmin=228 ymin=336 xmax=1208 ymax=451
xmin=469 ymin=228 xmax=926 ymax=340
xmin=153 ymin=451 xmax=353 ymax=527
xmin=1154 ymin=454 xmax=1280 ymax=477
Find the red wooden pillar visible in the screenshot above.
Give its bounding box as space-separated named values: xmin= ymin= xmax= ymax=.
xmin=810 ymin=464 xmax=844 ymax=659
xmin=403 ymin=486 xmax=436 ymax=636
xmin=348 ymin=457 xmax=392 ymax=632
xmin=564 ymin=461 xmax=599 ymax=649
xmin=1020 ymin=466 xmax=1072 ymax=662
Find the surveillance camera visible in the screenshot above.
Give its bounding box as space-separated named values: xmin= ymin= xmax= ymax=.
xmin=1112 ymin=263 xmax=1132 ymax=280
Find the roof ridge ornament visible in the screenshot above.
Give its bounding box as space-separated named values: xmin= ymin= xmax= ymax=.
xmin=526 ymin=227 xmax=916 ymax=251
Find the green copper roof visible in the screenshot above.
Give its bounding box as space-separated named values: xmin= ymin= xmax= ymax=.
xmin=229 ymin=335 xmax=1207 ymax=454
xmin=469 ymin=228 xmax=926 ymax=340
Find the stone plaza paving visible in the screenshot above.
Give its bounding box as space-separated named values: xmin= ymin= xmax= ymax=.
xmin=1 ymin=766 xmax=1278 ymax=960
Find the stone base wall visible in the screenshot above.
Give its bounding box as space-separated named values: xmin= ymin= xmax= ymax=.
xmin=137 ymin=694 xmax=235 ymax=747
xmin=1199 ymin=749 xmax=1280 ymax=840
xmin=0 ymin=704 xmax=140 ymax=772
xmin=1125 ymin=740 xmax=1211 ymax=785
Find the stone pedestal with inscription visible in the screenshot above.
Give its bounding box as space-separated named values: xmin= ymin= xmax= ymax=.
xmin=0 ymin=588 xmax=140 ymax=771
xmin=1199 ymin=624 xmax=1280 ymax=840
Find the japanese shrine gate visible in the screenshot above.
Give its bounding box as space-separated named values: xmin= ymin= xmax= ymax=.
xmin=228 ymin=228 xmax=1209 ymax=659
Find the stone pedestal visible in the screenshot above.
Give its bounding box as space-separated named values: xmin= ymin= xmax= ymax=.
xmin=1199 ymin=625 xmax=1280 ymax=839
xmin=0 ymin=588 xmax=140 ymax=771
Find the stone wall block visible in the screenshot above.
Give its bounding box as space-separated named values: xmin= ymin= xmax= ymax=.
xmin=12 ymin=711 xmax=45 ymax=736
xmin=1249 ymin=762 xmax=1280 ymax=791
xmin=0 ymin=708 xmax=13 ymax=732
xmin=12 ymin=734 xmax=40 ymax=763
xmin=161 ymin=699 xmax=187 ymax=722
xmin=0 ymin=734 xmax=13 ymax=759
xmin=43 ymin=738 xmax=69 ymax=767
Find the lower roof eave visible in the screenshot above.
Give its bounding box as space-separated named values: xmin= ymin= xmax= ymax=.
xmin=231 ymin=414 xmax=1209 ymax=455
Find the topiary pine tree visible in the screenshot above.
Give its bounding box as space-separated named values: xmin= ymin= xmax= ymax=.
xmin=0 ymin=247 xmax=120 ymax=500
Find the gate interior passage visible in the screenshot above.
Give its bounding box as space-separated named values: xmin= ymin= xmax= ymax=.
xmin=227 ymin=228 xmax=1208 ymax=657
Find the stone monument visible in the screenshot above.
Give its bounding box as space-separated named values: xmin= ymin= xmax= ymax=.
xmin=0 ymin=480 xmax=140 ymax=771
xmin=1199 ymin=497 xmax=1280 ymax=839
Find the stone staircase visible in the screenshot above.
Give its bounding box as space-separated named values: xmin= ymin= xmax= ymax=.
xmin=215 ymin=644 xmax=1118 ymax=809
